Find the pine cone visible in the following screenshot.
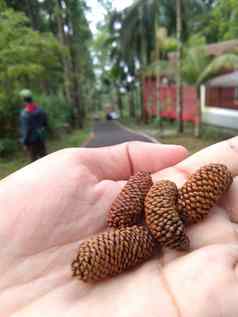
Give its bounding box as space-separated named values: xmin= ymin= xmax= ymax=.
xmin=72 ymin=226 xmax=156 ymax=282
xmin=108 ymin=171 xmax=153 ymax=228
xmin=145 ymin=180 xmax=189 ymax=251
xmin=178 ymin=164 xmax=233 ymax=225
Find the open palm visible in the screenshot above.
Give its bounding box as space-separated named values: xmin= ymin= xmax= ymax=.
xmin=1 ymin=140 xmax=238 ymax=317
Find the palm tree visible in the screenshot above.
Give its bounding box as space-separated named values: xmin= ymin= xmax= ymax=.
xmin=176 ymin=0 xmax=183 ymax=133
xmin=197 ymin=54 xmax=238 ymax=86
xmin=118 ymin=0 xmax=160 ymax=121
xmin=119 ymin=0 xmax=160 ymax=67
xmin=111 ymin=0 xmax=208 ymax=124
xmin=160 ymin=0 xmax=208 ymax=40
xmin=107 ymin=10 xmax=138 ymax=119
xmin=182 ymin=38 xmax=210 ymax=137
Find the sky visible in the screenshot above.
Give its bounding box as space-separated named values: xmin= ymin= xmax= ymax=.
xmin=86 ymin=0 xmax=134 ymax=33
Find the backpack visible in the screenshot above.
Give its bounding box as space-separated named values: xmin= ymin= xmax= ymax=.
xmin=29 ymin=124 xmax=47 ymax=143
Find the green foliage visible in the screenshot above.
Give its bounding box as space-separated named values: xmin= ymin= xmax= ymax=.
xmin=119 ymin=0 xmax=160 ymax=66
xmin=198 ymin=54 xmax=238 ymax=85
xmin=0 ymin=8 xmax=63 ymax=136
xmin=36 ymin=94 xmax=73 ymax=133
xmin=182 ymin=35 xmax=211 ymax=85
xmin=204 ymin=0 xmax=238 ymax=42
xmin=0 ymin=93 xmax=20 ymax=137
xmin=159 ymin=0 xmax=208 ymax=41
xmin=0 ymin=9 xmax=62 ymax=85
xmin=0 ymin=138 xmax=18 ymax=157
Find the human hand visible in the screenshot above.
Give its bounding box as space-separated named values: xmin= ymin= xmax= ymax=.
xmin=0 ymin=139 xmax=238 ymax=317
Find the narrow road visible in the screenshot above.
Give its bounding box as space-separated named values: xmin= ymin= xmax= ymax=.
xmin=85 ymin=120 xmax=155 ymax=147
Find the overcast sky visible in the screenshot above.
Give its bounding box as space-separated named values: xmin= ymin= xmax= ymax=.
xmin=86 ymin=0 xmax=133 ymax=33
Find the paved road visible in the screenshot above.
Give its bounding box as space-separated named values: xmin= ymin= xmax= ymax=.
xmin=85 ymin=120 xmax=155 ymax=147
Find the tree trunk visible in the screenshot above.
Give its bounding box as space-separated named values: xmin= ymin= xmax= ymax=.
xmin=139 ymin=4 xmax=147 ymax=123
xmin=70 ymin=44 xmax=83 ymax=128
xmin=65 ymin=0 xmax=84 ymax=129
xmin=129 ymin=89 xmax=136 ymax=119
xmin=117 ymin=88 xmax=123 ymax=119
xmin=155 ymin=26 xmax=161 ymax=130
xmin=140 ymin=79 xmax=147 ymax=122
xmin=55 ymin=0 xmax=72 ymax=106
xmin=194 ymin=85 xmax=203 ymax=137
xmin=24 ymin=0 xmax=40 ymax=30
xmin=176 ymin=0 xmax=184 ymax=133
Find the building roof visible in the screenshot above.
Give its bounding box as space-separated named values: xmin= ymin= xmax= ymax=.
xmin=206 ymin=40 xmax=238 ymax=56
xmin=206 ymin=70 xmax=238 ymax=87
xmin=168 ymin=39 xmax=238 ymax=63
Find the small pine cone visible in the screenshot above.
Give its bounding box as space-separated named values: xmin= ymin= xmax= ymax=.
xmin=178 ymin=164 xmax=233 ymax=225
xmin=108 ymin=171 xmax=153 ymax=228
xmin=145 ymin=180 xmax=189 ymax=251
xmin=72 ymin=226 xmax=155 ymax=282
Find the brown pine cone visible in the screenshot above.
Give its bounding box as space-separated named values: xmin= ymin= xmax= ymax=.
xmin=178 ymin=163 xmax=233 ymax=225
xmin=107 ymin=171 xmax=153 ymax=228
xmin=72 ymin=226 xmax=156 ymax=282
xmin=145 ymin=180 xmax=189 ymax=251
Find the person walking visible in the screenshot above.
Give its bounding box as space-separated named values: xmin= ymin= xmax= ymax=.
xmin=19 ymin=89 xmax=48 ymax=162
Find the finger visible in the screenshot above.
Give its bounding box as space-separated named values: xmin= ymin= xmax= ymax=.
xmin=154 ymin=136 xmax=238 ymax=187
xmin=78 ymin=142 xmax=188 ymax=181
xmin=178 ymin=136 xmax=238 ymax=177
xmin=155 ymin=137 xmax=238 ymax=225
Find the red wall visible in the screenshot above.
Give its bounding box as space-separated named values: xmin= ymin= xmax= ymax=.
xmin=143 ymin=78 xmax=199 ymax=123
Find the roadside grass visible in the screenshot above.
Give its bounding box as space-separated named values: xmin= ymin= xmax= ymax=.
xmin=0 ymin=128 xmax=91 ymax=180
xmin=121 ymin=117 xmax=237 ymax=154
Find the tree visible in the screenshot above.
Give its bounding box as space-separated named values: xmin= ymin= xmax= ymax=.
xmin=54 ymin=0 xmax=71 ymax=105
xmin=5 ymin=0 xmax=95 ymax=129
xmin=64 ymin=0 xmax=94 ymax=128
xmin=182 ymin=35 xmax=210 ymax=85
xmin=204 ymin=0 xmax=238 ymax=42
xmin=119 ymin=0 xmax=160 ymax=67
xmin=159 ymin=0 xmax=208 ymax=41
xmin=0 ymin=8 xmax=63 ymax=136
xmin=4 ymin=0 xmax=43 ymax=30
xmin=117 ymin=0 xmax=160 ymax=121
xmin=181 ymin=35 xmax=211 ymax=137
xmin=176 ymin=0 xmax=183 ymax=133
xmin=198 ymin=54 xmax=238 ymax=86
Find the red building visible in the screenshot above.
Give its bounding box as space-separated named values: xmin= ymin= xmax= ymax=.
xmin=143 ymin=40 xmax=238 ymax=125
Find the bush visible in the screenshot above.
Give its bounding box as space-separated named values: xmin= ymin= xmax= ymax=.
xmin=36 ymin=94 xmax=73 ymax=136
xmin=0 ymin=138 xmax=18 ymax=157
xmin=0 ymin=93 xmax=20 ymax=138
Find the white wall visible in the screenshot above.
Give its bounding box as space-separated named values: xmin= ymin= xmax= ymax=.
xmin=200 ymin=85 xmax=238 ymax=129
